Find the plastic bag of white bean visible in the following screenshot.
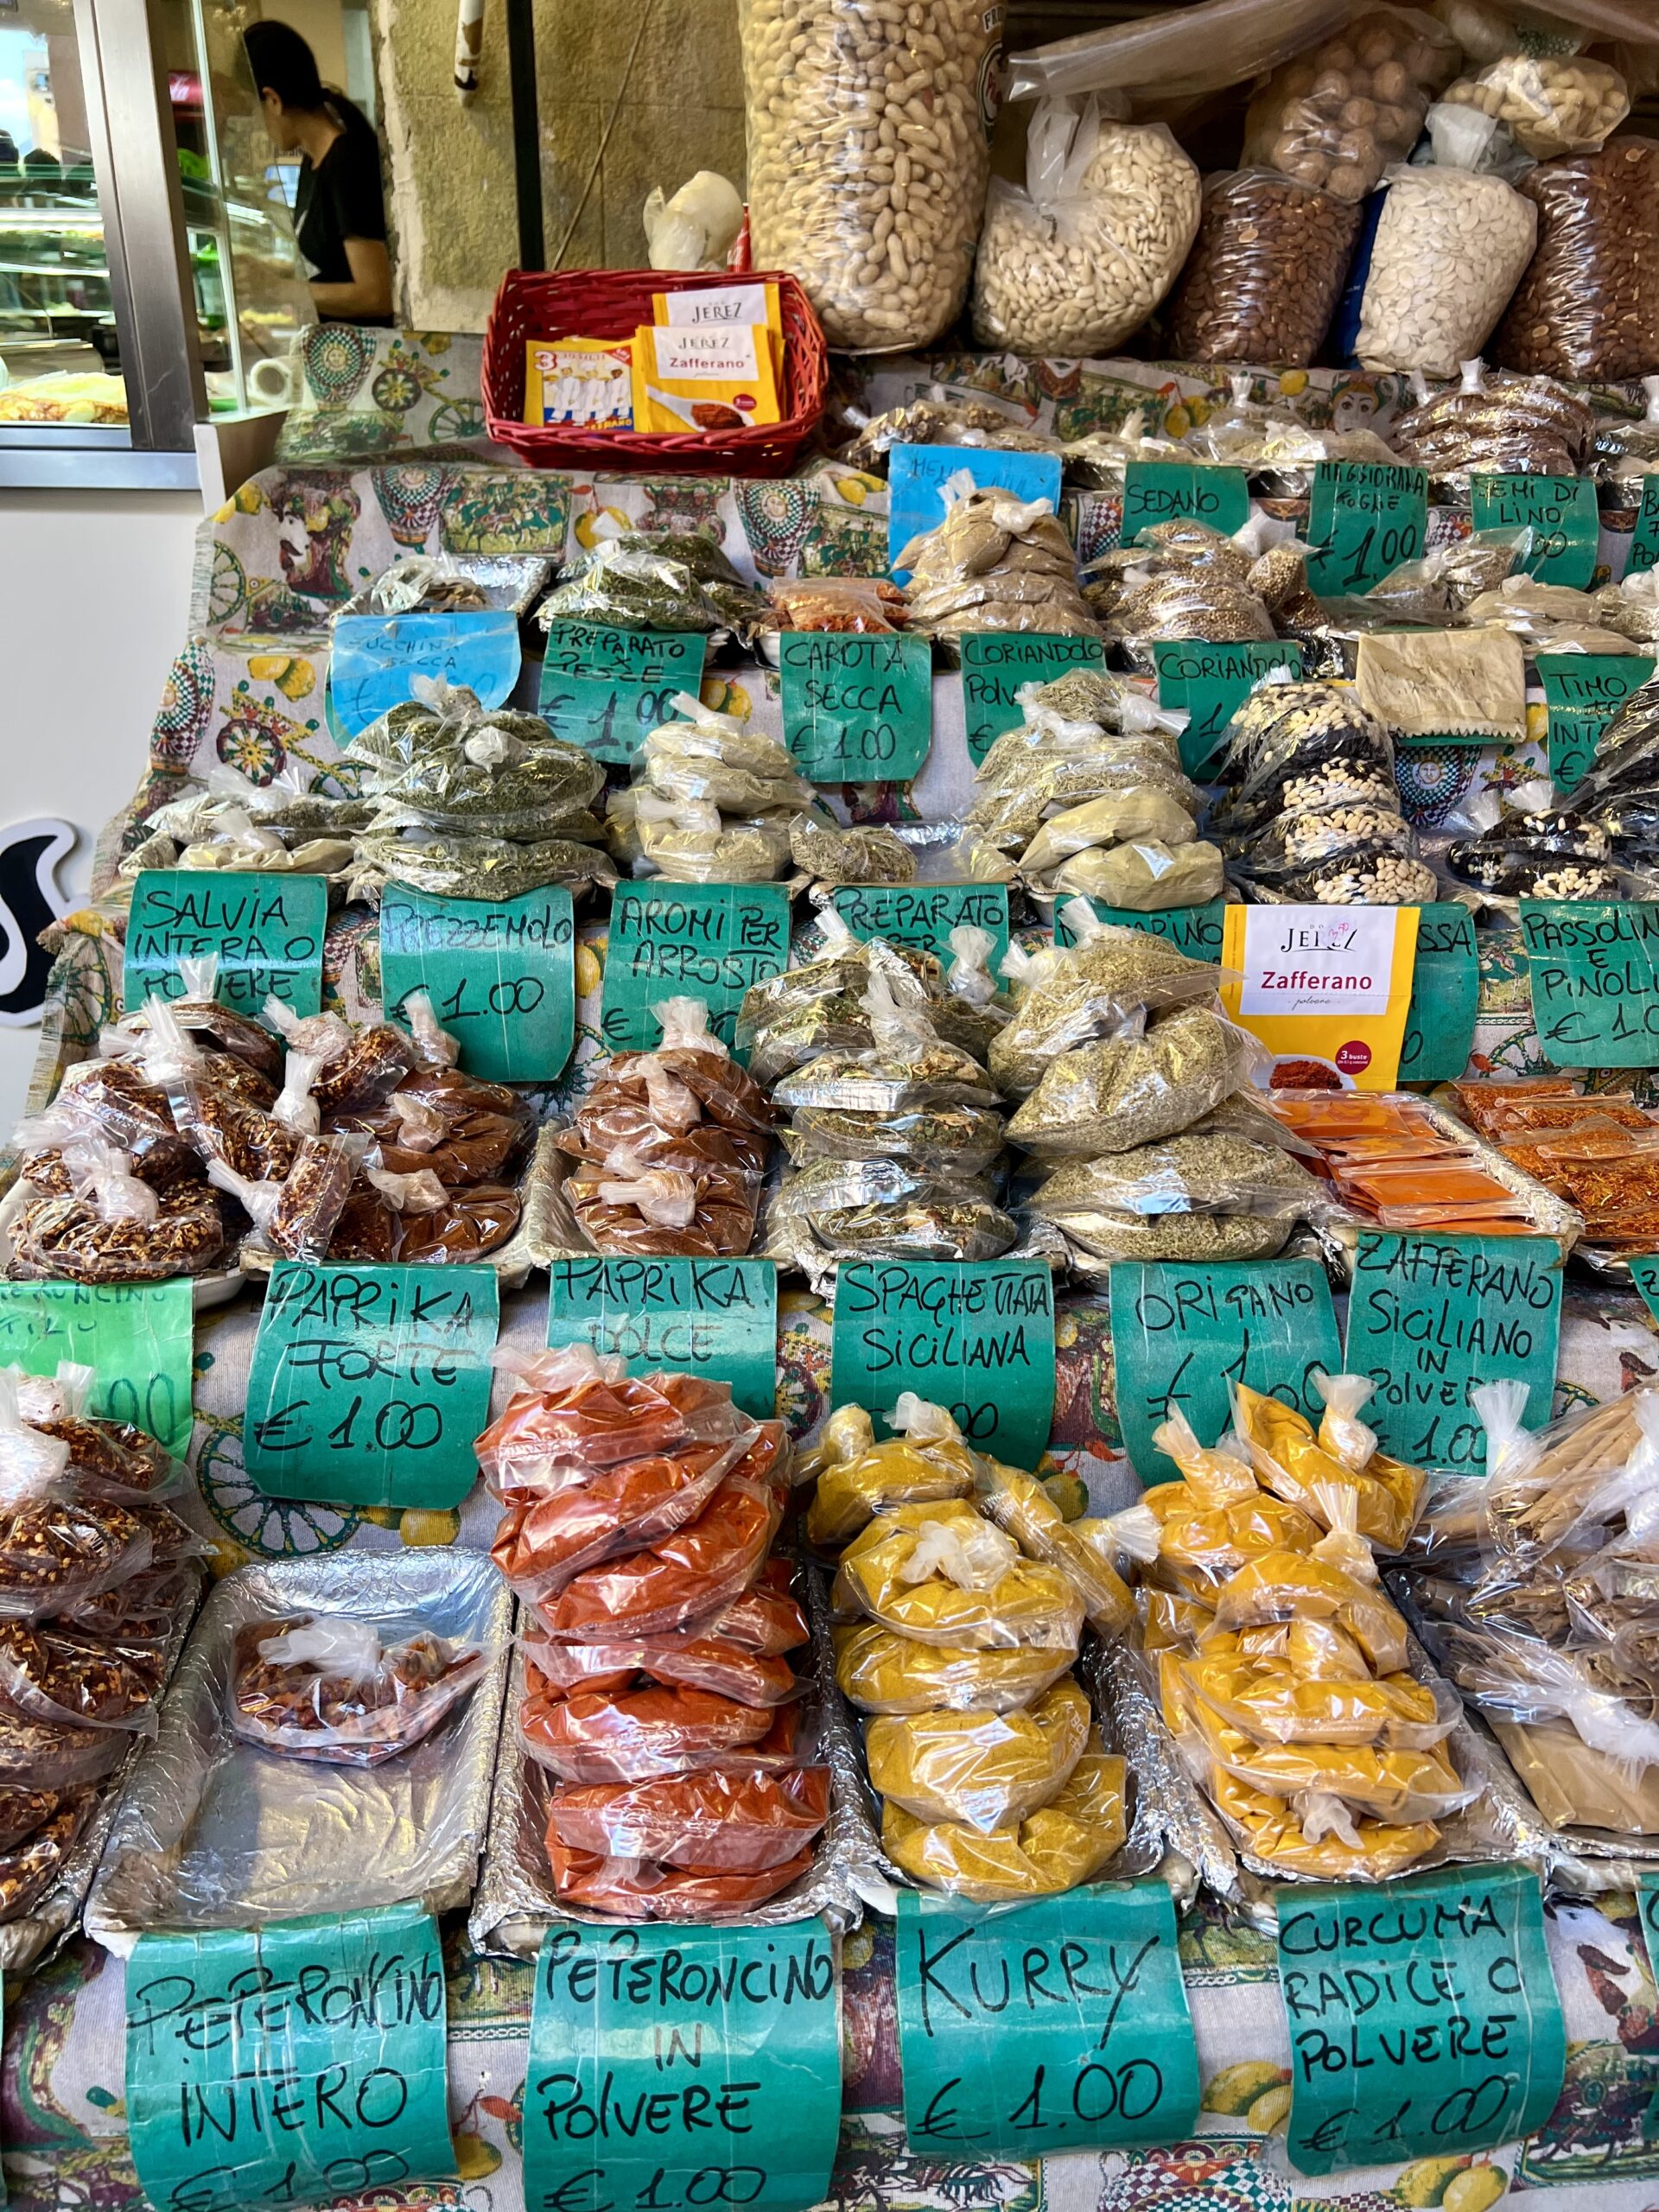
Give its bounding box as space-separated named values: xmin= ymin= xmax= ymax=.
xmin=971 ymin=99 xmax=1200 ymax=358
xmin=1356 ymin=104 xmax=1536 ymax=377
xmin=737 ymin=0 xmax=1001 ymax=353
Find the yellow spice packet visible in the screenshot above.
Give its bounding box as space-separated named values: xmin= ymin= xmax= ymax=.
xmin=652 ymin=282 xmax=785 ymax=384
xmin=524 ymin=338 xmax=633 ymax=429
xmin=631 ymin=322 xmax=782 ymax=435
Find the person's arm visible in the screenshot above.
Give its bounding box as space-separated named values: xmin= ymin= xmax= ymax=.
xmin=310 ymin=234 xmax=391 ymax=318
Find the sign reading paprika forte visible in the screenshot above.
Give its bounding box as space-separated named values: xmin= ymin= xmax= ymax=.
xmin=779 ymin=631 xmax=932 ymax=782
xmin=1221 ymin=905 xmax=1419 ymax=1090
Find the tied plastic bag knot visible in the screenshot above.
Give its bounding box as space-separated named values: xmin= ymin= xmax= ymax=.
xmin=366 ymin=1165 xmax=448 ymax=1215
xmin=0 ymin=1368 xmax=71 ymax=1499
xmin=1100 ymin=1501 xmax=1161 ymax=1567
xmin=887 ymin=1395 xmax=966 ymax=1453
xmin=263 ymin=995 xmax=353 ymax=1067
xmin=257 ymin=1614 xmax=385 ymax=1681
xmin=650 ymin=995 xmax=732 ymax=1065
xmin=204 ymin=1155 xmax=283 ymax=1239
xmin=1309 ymin=1480 xmax=1379 ymax=1585
xmin=862 ymin=966 xmax=932 ymax=1059
xmin=175 ymin=952 xmax=219 ymax=1002
xmin=410 ymin=675 xmax=484 ymax=721
xmin=1294 ymin=1789 xmax=1363 ymax=1849
xmin=945 ymin=925 xmax=998 ymax=1008
xmin=461 ymin=727 xmax=522 ymax=771
xmin=1473 ymin=1377 xmax=1539 ymax=1482
xmin=668 ymin=690 xmax=745 ymax=737
xmin=403 ymin=989 xmax=461 ymax=1071
xmin=74 ymin=1141 xmax=160 ymax=1228
xmin=133 ymin=996 xmax=203 ymax=1088
xmin=898 ymin=1514 xmax=1020 ymax=1592
xmin=1313 ymin=1369 xmax=1380 ymax=1472
xmin=273 ymin=1051 xmax=323 ymax=1137
xmin=819 ymin=1404 xmax=877 ymax=1468
xmin=597 ymin=1146 xmax=699 ymax=1230
xmin=388 ymin=1092 xmax=448 ymax=1153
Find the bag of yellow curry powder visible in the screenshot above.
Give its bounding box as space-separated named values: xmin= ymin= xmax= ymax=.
xmin=882 ymin=1749 xmax=1128 ymax=1901
xmin=866 ymin=1676 xmax=1092 ymax=1830
xmin=832 ymin=1501 xmax=1084 ymax=1652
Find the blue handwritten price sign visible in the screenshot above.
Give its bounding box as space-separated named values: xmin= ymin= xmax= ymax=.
xmin=888 ymin=443 xmax=1063 ymax=577
xmin=245 ymin=1262 xmax=499 ymax=1510
xmin=1630 ymin=480 xmax=1659 ymax=575
xmin=124 ymin=1904 xmax=454 ymax=2212
xmin=1277 ymin=1865 xmax=1565 ymax=2178
xmin=548 ymin=1255 xmax=777 ymax=1421
xmin=1538 ymin=653 xmax=1654 ymax=794
xmin=1055 ymin=899 xmax=1226 ymax=960
xmin=379 ymin=884 xmax=575 ymax=1084
xmin=831 ymin=1259 xmax=1056 ymax=1469
xmin=1343 ymin=1232 xmax=1561 ymax=1471
xmin=1122 ymin=462 xmax=1250 ymax=545
xmin=1397 ymin=905 xmax=1480 ymax=1085
xmin=328 ymin=608 xmax=520 ymax=737
xmin=1470 ymin=474 xmax=1599 ymax=590
xmin=539 ymin=622 xmax=707 ymax=765
xmin=830 ymin=880 xmax=1010 ymax=969
xmin=1520 ymin=899 xmax=1659 ymax=1067
xmin=779 ymin=632 xmax=932 ymax=783
xmin=0 ymin=1279 xmax=194 ymax=1456
xmin=1306 ymin=462 xmax=1428 ymax=595
xmin=523 ymin=1922 xmax=841 ymax=2212
xmin=1109 ymin=1258 xmax=1342 ymax=1484
xmin=601 ymin=880 xmax=790 ymax=1056
xmin=1154 ymin=639 xmax=1304 ymax=776
xmin=895 ymin=1884 xmax=1198 ymax=2160
xmin=958 ymin=634 xmax=1105 ymax=767
xmin=124 ymin=871 xmax=327 ymax=1020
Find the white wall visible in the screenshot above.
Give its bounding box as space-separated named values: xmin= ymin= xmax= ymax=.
xmin=0 ymin=488 xmax=200 ymax=1119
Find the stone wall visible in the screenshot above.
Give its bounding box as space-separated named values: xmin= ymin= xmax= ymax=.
xmin=372 ymin=0 xmax=747 ymax=329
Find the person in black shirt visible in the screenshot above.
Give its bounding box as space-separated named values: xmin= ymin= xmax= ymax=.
xmin=245 ymin=21 xmax=391 ymax=324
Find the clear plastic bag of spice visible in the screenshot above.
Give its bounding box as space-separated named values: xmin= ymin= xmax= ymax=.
xmin=1007 ymin=1004 xmax=1263 ymax=1161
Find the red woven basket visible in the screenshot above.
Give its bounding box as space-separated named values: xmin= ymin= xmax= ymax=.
xmin=483 ymin=267 xmax=829 ymax=475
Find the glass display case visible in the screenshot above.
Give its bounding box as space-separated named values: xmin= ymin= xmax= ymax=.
xmin=0 ymin=0 xmax=314 ymax=485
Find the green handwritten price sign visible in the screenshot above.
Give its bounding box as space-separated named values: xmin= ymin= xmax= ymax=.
xmin=779 ymin=631 xmax=932 ymax=782
xmin=379 ymin=885 xmax=575 ymax=1084
xmin=1109 ymin=1258 xmax=1342 ymax=1484
xmin=548 ymin=1255 xmax=777 ymax=1421
xmin=830 ymin=880 xmax=1010 ymax=969
xmin=1471 ymin=474 xmax=1599 ymax=589
xmin=1306 ymin=462 xmax=1428 ymax=595
xmin=1630 ymin=480 xmax=1659 ymax=575
xmin=958 ymin=634 xmax=1106 ymax=767
xmin=832 ymin=1258 xmax=1056 ymax=1469
xmin=539 ymin=621 xmax=706 ymax=764
xmin=1538 ymin=653 xmax=1655 ymax=795
xmin=1520 ymin=899 xmax=1659 ymax=1067
xmin=601 ymin=880 xmax=790 ymax=1056
xmin=1277 ymin=1865 xmax=1565 ymax=2178
xmin=1122 ymin=461 xmax=1250 ymax=545
xmin=0 ymin=1279 xmax=194 ymax=1455
xmin=1627 ymin=1255 xmax=1659 ymax=1330
xmin=1396 ymin=905 xmax=1480 ymax=1084
xmin=124 ymin=1904 xmax=454 ymax=2212
xmin=124 ymin=871 xmax=327 ymax=1020
xmin=895 ymin=1884 xmax=1198 ymax=2160
xmin=1055 ymin=899 xmax=1227 ymax=960
xmin=524 ymin=1921 xmax=841 ymax=2212
xmin=1343 ymin=1232 xmax=1561 ymax=1470
xmin=1154 ymin=639 xmax=1304 ymax=777
xmin=245 ymin=1262 xmax=499 ymax=1510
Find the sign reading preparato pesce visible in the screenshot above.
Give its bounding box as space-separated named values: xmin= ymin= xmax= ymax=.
xmin=1277 ymin=1865 xmax=1565 ymax=2178
xmin=958 ymin=633 xmax=1106 ymax=766
xmin=1109 ymin=1257 xmax=1342 ymax=1484
xmin=601 ymin=880 xmax=791 ymax=1055
xmin=779 ymin=631 xmax=932 ymax=782
xmin=245 ymin=1262 xmax=499 ymax=1510
xmin=1153 ymin=639 xmax=1304 ymax=776
xmin=1305 ymin=461 xmax=1428 ymax=595
xmin=379 ymin=885 xmax=575 ymax=1084
xmin=524 ymin=1921 xmax=841 ymax=2212
xmin=329 ymin=608 xmax=520 ymax=736
xmin=1122 ymin=461 xmax=1250 ymax=544
xmin=830 ymin=880 xmax=1010 ymax=969
xmin=1521 ymin=899 xmax=1659 ymax=1067
xmin=0 ymin=1278 xmax=194 ymax=1456
xmin=124 ymin=871 xmax=327 ymax=1020
xmin=831 ymin=1259 xmax=1057 ymax=1470
xmin=1537 ymin=653 xmax=1653 ymax=793
xmin=894 ymin=1885 xmax=1199 ymax=2161
xmin=1343 ymin=1232 xmax=1561 ymax=1470
xmin=547 ymin=1255 xmax=777 ymax=1421
xmin=539 ymin=622 xmax=707 ymax=764
xmin=1469 ymin=474 xmax=1599 ymax=590
xmin=124 ymin=1904 xmax=454 ymax=2212
xmin=1396 ymin=905 xmax=1481 ymax=1085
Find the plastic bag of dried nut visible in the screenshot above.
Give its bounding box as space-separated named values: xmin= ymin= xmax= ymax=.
xmin=1391 ymin=358 xmax=1593 ymax=483
xmin=1441 ymin=52 xmax=1630 ymax=161
xmin=230 ymin=1613 xmax=490 ymax=1766
xmin=1494 ymin=138 xmax=1659 ymax=383
xmin=1166 ymin=169 xmax=1360 ymax=369
xmin=1242 ymin=7 xmax=1460 ymax=201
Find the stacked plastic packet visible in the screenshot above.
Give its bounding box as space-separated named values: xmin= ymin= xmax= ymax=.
xmin=1084 ymin=517 xmax=1280 ymax=663
xmin=552 ymin=996 xmax=775 ymax=1257
xmin=763 ymin=964 xmax=1017 ymax=1276
xmin=0 ymin=1363 xmax=199 ymax=1923
xmin=967 ymin=667 xmax=1223 ymax=909
xmin=1401 ymin=1383 xmax=1659 ymax=1844
xmin=607 ymin=694 xmax=811 ymax=884
xmin=897 ymin=485 xmax=1099 ymax=640
xmin=1390 ymin=359 xmax=1596 ymax=486
xmin=117 ymin=763 xmax=372 ymax=887
xmin=479 ymin=1347 xmax=828 ymax=1917
xmin=1452 ymin=1077 xmax=1659 ymax=1252
xmin=230 ymin=1612 xmax=489 ymax=1765
xmin=344 ymin=677 xmax=613 ymax=902
xmin=811 ymin=1395 xmax=1128 ymax=1900
xmin=537 ymin=530 xmax=769 ymax=643
xmin=1210 ymin=677 xmax=1436 ymax=906
xmin=991 ymin=900 xmax=1312 ymax=1270
xmin=1139 ymin=1383 xmax=1471 ymax=1880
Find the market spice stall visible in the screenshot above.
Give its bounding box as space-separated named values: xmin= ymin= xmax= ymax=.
xmin=16 ymin=0 xmax=1659 ymax=2206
